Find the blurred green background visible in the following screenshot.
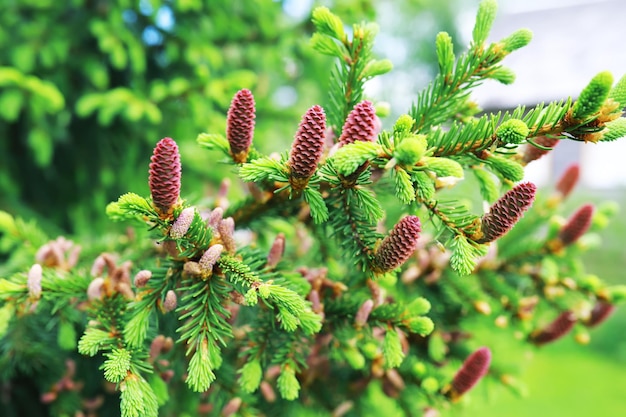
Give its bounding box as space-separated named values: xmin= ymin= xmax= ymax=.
xmin=443 ymin=189 xmax=626 ymax=417
xmin=0 ymin=0 xmax=624 ymax=415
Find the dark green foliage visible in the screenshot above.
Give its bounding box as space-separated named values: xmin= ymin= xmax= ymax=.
xmin=0 ymin=0 xmax=334 ymax=233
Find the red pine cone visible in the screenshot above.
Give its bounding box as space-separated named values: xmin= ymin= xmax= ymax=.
xmin=479 ymin=182 xmax=536 ymax=243
xmin=586 ymin=301 xmax=615 ymax=327
xmin=288 ymin=105 xmax=326 ymax=181
xmin=555 ymin=164 xmax=580 ymax=198
xmin=450 ymin=347 xmax=492 ymax=398
xmin=338 ymin=100 xmax=378 ymax=146
xmin=227 ymin=89 xmax=256 ymax=163
xmin=149 ymin=137 xmax=181 ymax=213
xmin=558 ymin=204 xmax=594 ymax=246
xmin=522 ymin=136 xmax=560 ymax=163
xmin=531 ymin=311 xmax=577 ymax=345
xmin=373 ymin=216 xmax=421 ymax=273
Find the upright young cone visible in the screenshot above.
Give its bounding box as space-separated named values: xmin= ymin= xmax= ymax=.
xmin=27 ymin=264 xmax=43 ymax=299
xmin=478 ymin=182 xmax=536 ymax=243
xmin=531 ymin=311 xmax=577 ymax=345
xmin=338 ymin=100 xmax=378 ymax=146
xmin=170 ymin=207 xmax=195 ymax=239
xmin=267 ymin=233 xmax=286 ymax=269
xmin=149 ymin=138 xmax=181 ymax=214
xmin=227 ymin=89 xmax=256 ymax=163
xmin=372 ymin=216 xmax=421 ymax=273
xmin=288 ymin=105 xmax=326 ymax=189
xmin=449 ymin=347 xmax=492 ymax=399
xmin=558 ymin=204 xmax=594 ymax=246
xmin=555 ymin=164 xmax=580 ymax=199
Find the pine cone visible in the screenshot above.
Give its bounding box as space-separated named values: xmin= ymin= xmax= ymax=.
xmin=227 ymin=89 xmax=256 ymax=163
xmin=338 ymin=100 xmax=378 ymax=146
xmin=531 ymin=311 xmax=576 ymax=345
xmin=450 ymin=347 xmax=492 ymax=399
xmin=149 ymin=138 xmax=181 ymax=213
xmin=479 ymin=182 xmax=536 ymax=243
xmin=372 ymin=216 xmax=421 ymax=273
xmin=288 ymin=105 xmax=326 ymax=187
xmin=586 ymin=301 xmax=615 ymax=327
xmin=555 ymin=164 xmax=580 ymax=198
xmin=558 ymin=204 xmax=594 ymax=246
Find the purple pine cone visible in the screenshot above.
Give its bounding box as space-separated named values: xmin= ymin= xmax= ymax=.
xmin=149 ymin=138 xmax=181 ymax=213
xmin=338 ymin=101 xmax=378 ymax=146
xmin=555 ymin=164 xmax=580 ymax=199
xmin=373 ymin=216 xmax=421 ymax=273
xmin=531 ymin=311 xmax=577 ymax=345
xmin=288 ymin=105 xmax=326 ymax=185
xmin=450 ymin=347 xmax=492 ymax=398
xmin=586 ymin=301 xmax=615 ymax=327
xmin=558 ymin=204 xmax=594 ymax=246
xmin=478 ymin=182 xmax=536 ymax=243
xmin=227 ymin=89 xmax=256 ymax=163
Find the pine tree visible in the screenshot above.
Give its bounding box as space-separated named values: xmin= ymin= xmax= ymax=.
xmin=2 ymin=1 xmax=626 ymax=416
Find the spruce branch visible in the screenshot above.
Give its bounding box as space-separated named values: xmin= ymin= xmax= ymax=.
xmin=310 ymin=8 xmax=388 ymax=137
xmin=197 ymin=132 xmax=230 ymax=155
xmin=120 ymin=372 xmax=159 ymax=417
xmin=325 ymin=182 xmax=381 ymax=272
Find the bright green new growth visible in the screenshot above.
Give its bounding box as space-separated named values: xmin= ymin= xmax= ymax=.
xmin=332 ymin=141 xmax=382 ymax=175
xmin=394 ymin=169 xmax=416 ymax=203
xmin=394 ymin=134 xmax=428 ymax=166
xmin=608 ymin=73 xmax=626 ymax=107
xmin=500 ymin=28 xmax=533 ymax=53
xmin=311 ymin=7 xmax=346 ymax=41
xmin=484 ymin=154 xmax=525 ymax=182
xmin=436 ymin=32 xmax=455 ymax=76
xmin=394 ymin=114 xmax=416 ymax=134
xmin=472 ymin=0 xmax=498 ymax=45
xmin=602 ymin=117 xmax=626 ymax=141
xmin=572 ymin=71 xmax=614 ymax=120
xmin=422 ymin=157 xmax=464 ymax=178
xmin=120 ymin=375 xmax=159 ymax=417
xmin=277 ymin=366 xmax=301 ymax=400
xmin=383 ymin=328 xmax=405 ymax=368
xmin=489 ymin=66 xmax=516 ymax=84
xmin=496 ymin=119 xmax=529 ymax=144
xmin=239 ymin=358 xmax=263 ymax=393
xmin=103 ymin=348 xmax=132 ymax=383
xmin=473 ymin=168 xmax=500 ymax=203
xmin=363 ymin=59 xmax=394 ymax=79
